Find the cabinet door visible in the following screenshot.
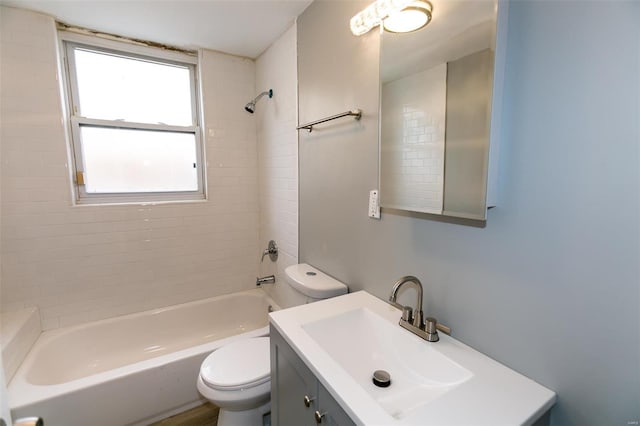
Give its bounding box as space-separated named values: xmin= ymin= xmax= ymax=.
xmin=316 ymin=382 xmax=356 ymax=426
xmin=271 ymin=326 xmax=318 ymax=426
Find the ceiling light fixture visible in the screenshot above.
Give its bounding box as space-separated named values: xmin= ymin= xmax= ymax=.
xmin=383 ymin=1 xmax=432 ymax=33
xmin=350 ymin=0 xmax=432 ymax=36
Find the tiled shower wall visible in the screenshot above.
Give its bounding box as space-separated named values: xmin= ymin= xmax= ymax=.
xmin=255 ymin=25 xmax=299 ymax=307
xmin=380 ymin=64 xmax=446 ymax=214
xmin=0 ymin=6 xmax=260 ymax=329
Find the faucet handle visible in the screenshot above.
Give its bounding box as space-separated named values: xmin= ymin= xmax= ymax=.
xmin=425 ymin=317 xmax=438 ymax=334
xmin=261 ymin=240 xmax=278 ymax=263
xmin=401 ymin=306 xmax=413 ymax=323
xmin=424 ymin=317 xmax=440 ymax=342
xmin=436 ymin=322 xmax=451 ymax=336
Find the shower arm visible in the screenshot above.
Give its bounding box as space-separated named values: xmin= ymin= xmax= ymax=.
xmin=252 ymin=89 xmax=273 ymax=103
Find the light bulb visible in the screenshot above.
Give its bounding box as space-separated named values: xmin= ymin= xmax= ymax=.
xmin=383 ymin=1 xmax=432 ymax=33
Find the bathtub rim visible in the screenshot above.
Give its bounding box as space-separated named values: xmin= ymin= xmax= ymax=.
xmin=8 ymin=288 xmax=279 ymax=410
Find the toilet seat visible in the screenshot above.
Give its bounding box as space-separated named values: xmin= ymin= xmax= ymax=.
xmin=200 ymin=337 xmax=270 ymax=391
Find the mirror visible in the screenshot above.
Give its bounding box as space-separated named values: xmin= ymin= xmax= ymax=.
xmin=379 ymin=0 xmax=505 ymax=221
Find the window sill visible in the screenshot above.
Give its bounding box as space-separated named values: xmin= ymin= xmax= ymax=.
xmin=72 ymin=197 xmax=209 ymax=208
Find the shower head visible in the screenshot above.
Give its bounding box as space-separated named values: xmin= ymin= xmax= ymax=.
xmin=244 ymin=103 xmax=255 ymax=114
xmin=244 ymin=89 xmax=273 ymax=114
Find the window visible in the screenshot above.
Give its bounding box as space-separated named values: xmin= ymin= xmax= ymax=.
xmin=61 ymin=34 xmax=204 ymax=204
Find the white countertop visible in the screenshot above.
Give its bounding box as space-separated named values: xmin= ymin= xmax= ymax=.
xmin=269 ymin=291 xmax=556 ymax=426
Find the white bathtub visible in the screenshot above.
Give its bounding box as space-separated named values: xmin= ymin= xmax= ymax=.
xmin=8 ymin=288 xmax=278 ymax=426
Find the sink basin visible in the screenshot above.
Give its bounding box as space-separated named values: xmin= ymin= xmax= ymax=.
xmin=269 ymin=291 xmax=556 ymax=425
xmin=302 ymin=308 xmax=472 ymax=419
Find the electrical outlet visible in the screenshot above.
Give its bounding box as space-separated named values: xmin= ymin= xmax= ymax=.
xmin=368 ymin=189 xmax=381 ymax=219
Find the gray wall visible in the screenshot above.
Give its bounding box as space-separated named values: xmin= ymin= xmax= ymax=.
xmin=298 ymin=1 xmax=640 ymax=425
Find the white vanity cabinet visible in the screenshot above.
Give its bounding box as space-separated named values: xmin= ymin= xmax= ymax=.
xmin=270 ymin=325 xmax=355 ymax=426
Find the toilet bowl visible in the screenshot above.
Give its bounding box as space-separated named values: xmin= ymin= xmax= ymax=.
xmin=197 ymin=263 xmax=348 ymax=426
xmin=197 ymin=337 xmax=271 ymax=426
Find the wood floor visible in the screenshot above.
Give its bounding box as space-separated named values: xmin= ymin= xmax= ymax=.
xmin=150 ymin=403 xmax=220 ymax=426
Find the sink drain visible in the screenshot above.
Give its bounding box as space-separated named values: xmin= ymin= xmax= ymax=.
xmin=372 ymin=370 xmax=391 ymax=388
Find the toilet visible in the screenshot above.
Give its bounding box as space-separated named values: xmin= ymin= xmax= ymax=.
xmin=197 ymin=263 xmax=348 ymax=426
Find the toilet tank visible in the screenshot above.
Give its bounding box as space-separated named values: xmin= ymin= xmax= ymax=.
xmin=284 ymin=263 xmax=348 ymax=303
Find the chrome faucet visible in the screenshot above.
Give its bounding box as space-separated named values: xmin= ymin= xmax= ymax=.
xmin=261 ymin=240 xmax=278 ymax=263
xmin=256 ymin=275 xmax=275 ymax=286
xmin=388 ymin=276 xmax=450 ymax=342
xmin=389 ymin=276 xmax=424 ymax=329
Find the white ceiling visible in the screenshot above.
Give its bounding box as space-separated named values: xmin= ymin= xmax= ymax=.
xmin=0 ymin=0 xmax=314 ymax=58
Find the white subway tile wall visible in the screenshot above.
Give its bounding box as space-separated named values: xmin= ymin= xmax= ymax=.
xmin=380 ymin=64 xmax=446 ymax=214
xmin=255 ymin=24 xmax=299 ymax=307
xmin=1 ymin=307 xmax=40 ymax=381
xmin=0 ymin=7 xmax=260 ymax=329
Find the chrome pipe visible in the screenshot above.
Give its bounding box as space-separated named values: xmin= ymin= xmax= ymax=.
xmin=256 ymin=275 xmax=275 ymax=286
xmin=297 ymin=109 xmax=362 ymax=132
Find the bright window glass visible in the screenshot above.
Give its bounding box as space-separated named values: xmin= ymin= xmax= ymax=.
xmin=80 ymin=127 xmax=198 ymax=193
xmin=74 ymin=48 xmax=193 ymax=126
xmin=63 ymin=37 xmax=204 ymax=204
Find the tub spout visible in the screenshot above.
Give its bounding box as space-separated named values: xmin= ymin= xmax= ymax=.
xmin=256 ymin=275 xmax=275 ymax=286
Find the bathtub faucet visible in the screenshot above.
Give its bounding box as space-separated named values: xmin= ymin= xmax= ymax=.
xmin=256 ymin=275 xmax=275 ymax=286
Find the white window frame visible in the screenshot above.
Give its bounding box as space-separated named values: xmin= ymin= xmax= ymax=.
xmin=59 ymin=31 xmax=206 ymax=204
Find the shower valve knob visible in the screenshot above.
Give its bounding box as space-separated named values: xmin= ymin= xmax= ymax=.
xmin=261 ymin=240 xmax=278 ymax=262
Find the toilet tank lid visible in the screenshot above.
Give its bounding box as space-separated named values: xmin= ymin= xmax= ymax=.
xmin=285 ymin=263 xmax=348 ymax=299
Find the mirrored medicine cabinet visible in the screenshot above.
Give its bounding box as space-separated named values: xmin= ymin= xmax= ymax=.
xmin=379 ymin=0 xmax=508 ymax=222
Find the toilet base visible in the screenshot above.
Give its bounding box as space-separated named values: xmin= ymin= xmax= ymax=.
xmin=217 ymin=401 xmax=270 ymax=426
